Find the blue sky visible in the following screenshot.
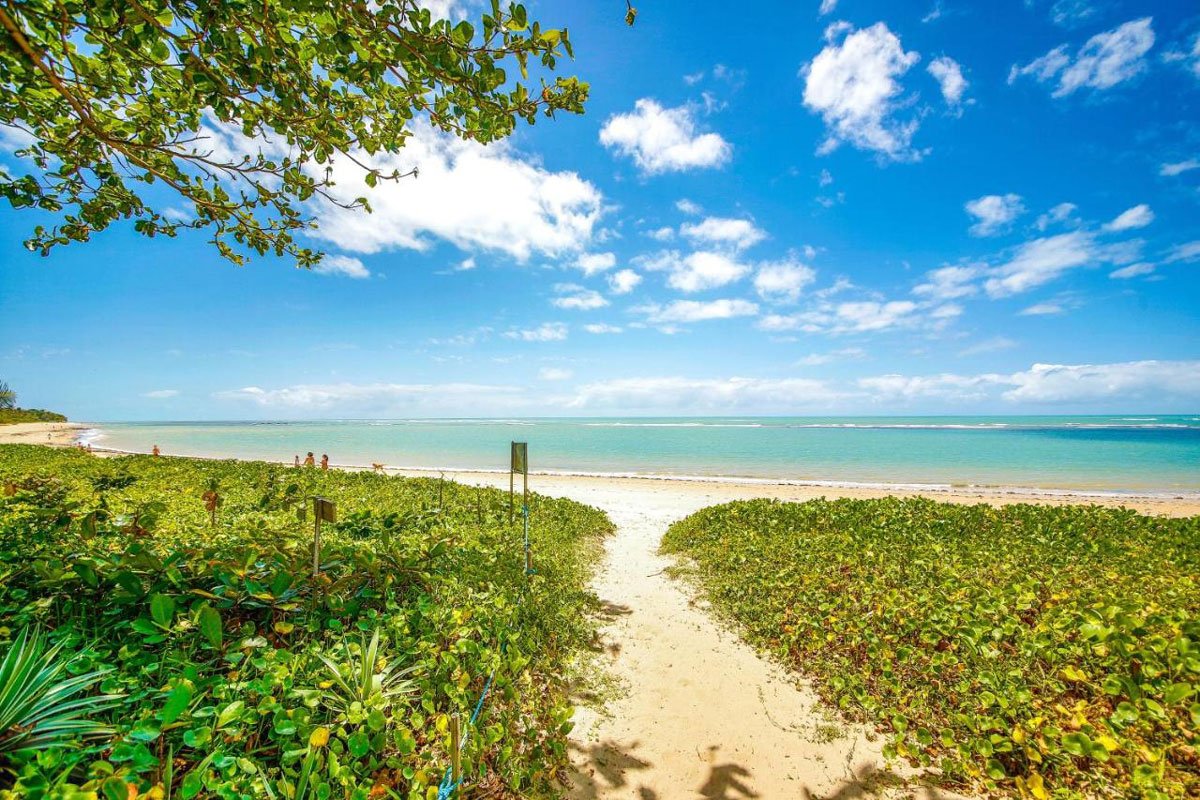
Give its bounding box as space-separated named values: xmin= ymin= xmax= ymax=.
xmin=2 ymin=0 xmax=1199 ymax=419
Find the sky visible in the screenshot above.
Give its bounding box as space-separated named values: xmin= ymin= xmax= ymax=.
xmin=1 ymin=0 xmax=1199 ymax=420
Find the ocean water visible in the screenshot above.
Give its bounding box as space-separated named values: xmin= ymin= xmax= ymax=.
xmin=81 ymin=416 xmax=1200 ymax=494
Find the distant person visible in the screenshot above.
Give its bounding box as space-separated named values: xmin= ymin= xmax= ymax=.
xmin=304 ymin=452 xmax=315 ymax=467
xmin=294 ymin=454 xmax=300 ymax=467
xmin=320 ymin=454 xmax=329 ymax=470
xmin=86 ymin=443 xmax=93 ymax=453
xmin=152 ymin=444 xmax=160 ymax=456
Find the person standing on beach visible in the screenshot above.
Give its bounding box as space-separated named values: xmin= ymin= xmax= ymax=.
xmin=304 ymin=452 xmax=315 ymax=466
xmin=320 ymin=454 xmax=329 ymax=470
xmin=152 ymin=444 xmax=160 ymax=456
xmin=294 ymin=454 xmax=300 ymax=467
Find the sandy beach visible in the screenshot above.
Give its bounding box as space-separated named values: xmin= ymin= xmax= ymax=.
xmin=4 ymin=422 xmax=1197 ymax=798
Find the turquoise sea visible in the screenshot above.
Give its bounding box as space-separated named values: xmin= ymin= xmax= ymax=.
xmin=82 ymin=416 xmax=1200 ymax=494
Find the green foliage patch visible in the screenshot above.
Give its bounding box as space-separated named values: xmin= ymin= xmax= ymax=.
xmin=0 ymin=444 xmax=611 ymax=799
xmin=0 ymin=410 xmax=67 ymax=425
xmin=661 ymin=497 xmax=1200 ymax=799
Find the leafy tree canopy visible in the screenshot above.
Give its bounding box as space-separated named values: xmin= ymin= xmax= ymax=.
xmin=0 ymin=0 xmax=589 ymax=267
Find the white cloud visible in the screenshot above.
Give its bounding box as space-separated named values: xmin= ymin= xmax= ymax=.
xmin=984 ymin=231 xmax=1112 ymax=297
xmin=819 ymin=169 xmax=834 ymax=186
xmin=676 ymin=199 xmax=703 ymax=215
xmin=858 ymin=372 xmax=1006 ymax=401
xmin=1160 ymin=159 xmax=1199 ymax=177
xmin=552 ymin=284 xmax=609 ymax=311
xmin=636 ymin=298 xmax=759 ymax=324
xmin=819 ymin=0 xmax=838 ymax=15
xmin=608 ymin=269 xmax=643 ymax=295
xmin=958 ymin=336 xmax=1018 ymax=356
xmin=680 ymin=217 xmax=767 ymax=250
xmin=314 ymin=254 xmax=370 ymax=279
xmin=639 ymin=250 xmax=752 ymax=293
xmin=913 ymin=265 xmax=980 ymax=300
xmin=215 ymin=381 xmax=528 ymax=414
xmin=1009 ymin=18 xmax=1155 ymax=97
xmin=1102 ymin=203 xmax=1154 ymax=232
xmin=1020 ymin=302 xmax=1066 ymax=315
xmin=306 ymin=124 xmax=602 ymax=261
xmin=1109 ymin=262 xmax=1156 ymax=279
xmin=142 ymin=389 xmax=180 ymax=399
xmin=1004 ymin=360 xmax=1200 ymax=404
xmin=1166 ymin=241 xmax=1200 ymax=263
xmin=538 ymin=367 xmax=573 ymax=381
xmin=583 ymin=323 xmax=623 ymax=334
xmin=928 ymin=56 xmax=968 ymax=106
xmin=504 ymin=323 xmax=568 ymax=342
xmin=753 ymin=257 xmax=817 ymax=303
xmin=1035 ymin=202 xmax=1078 ymax=231
xmin=965 ymin=194 xmax=1025 ymax=237
xmin=796 ymin=347 xmax=866 ymax=366
xmin=802 ymin=22 xmax=923 ymax=160
xmin=647 ymin=226 xmax=675 ymax=241
xmin=568 ymin=376 xmax=843 ymax=412
xmin=575 ymin=252 xmax=617 ymax=276
xmin=0 ymin=124 xmax=35 ymax=153
xmin=599 ymin=99 xmax=732 ymax=175
xmin=455 ymin=256 xmax=476 ymax=271
xmin=760 ymin=299 xmax=920 ymax=334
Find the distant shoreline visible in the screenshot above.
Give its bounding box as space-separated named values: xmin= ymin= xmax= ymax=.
xmin=3 ymin=421 xmax=1196 ymax=517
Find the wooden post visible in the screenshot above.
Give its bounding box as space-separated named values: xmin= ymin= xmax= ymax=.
xmin=450 ymin=713 xmax=461 ymax=788
xmin=509 ymin=465 xmax=514 ymax=524
xmin=312 ymin=503 xmax=321 ymax=578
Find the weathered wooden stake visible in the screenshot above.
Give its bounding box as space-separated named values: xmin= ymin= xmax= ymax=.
xmin=312 ymin=505 xmax=321 ymax=578
xmin=450 ymin=713 xmax=462 ymax=787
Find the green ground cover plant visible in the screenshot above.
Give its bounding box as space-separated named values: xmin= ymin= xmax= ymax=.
xmin=662 ymin=497 xmax=1200 ymax=799
xmin=0 ymin=444 xmax=611 ymax=799
xmin=0 ymin=410 xmax=67 ymax=425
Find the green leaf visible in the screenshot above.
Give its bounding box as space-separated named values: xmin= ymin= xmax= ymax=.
xmin=161 ymin=683 xmax=193 ymax=725
xmin=198 ymin=604 xmax=223 ymax=649
xmin=150 ymin=594 xmax=176 ymax=628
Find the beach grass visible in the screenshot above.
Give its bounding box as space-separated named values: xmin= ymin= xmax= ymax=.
xmin=0 ymin=444 xmax=612 ymax=798
xmin=662 ymin=496 xmax=1200 ymax=799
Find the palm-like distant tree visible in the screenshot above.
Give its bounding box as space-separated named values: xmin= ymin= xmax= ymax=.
xmin=0 ymin=381 xmax=14 ymax=410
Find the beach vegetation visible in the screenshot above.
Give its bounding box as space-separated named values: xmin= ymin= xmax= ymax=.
xmin=662 ymin=497 xmax=1200 ymax=799
xmin=0 ymin=408 xmax=67 ymax=425
xmin=0 ymin=383 xmax=13 ymax=410
xmin=0 ymin=0 xmax=589 ymax=268
xmin=0 ymin=444 xmax=611 ymax=798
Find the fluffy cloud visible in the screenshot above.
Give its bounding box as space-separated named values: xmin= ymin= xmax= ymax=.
xmin=1035 ymin=202 xmax=1078 ymax=231
xmin=965 ymin=193 xmax=1025 ymax=237
xmin=1004 ymin=360 xmax=1200 ymax=403
xmin=1109 ymin=262 xmax=1156 ymax=280
xmin=574 ymin=252 xmax=617 ymax=276
xmin=1102 ymin=203 xmax=1154 ymax=232
xmin=552 ymin=284 xmax=609 ymax=311
xmin=304 ymin=124 xmax=602 ymax=261
xmin=538 ymin=367 xmax=573 ymax=381
xmin=1166 ymin=241 xmax=1200 ymax=263
xmin=608 ymin=269 xmax=643 ymax=295
xmin=858 ymin=372 xmax=1005 ymax=401
xmin=802 ymin=22 xmax=923 ymax=160
xmin=927 ymin=56 xmax=968 ymax=106
xmin=1160 ymin=159 xmax=1199 ymax=177
xmin=1009 ymin=18 xmax=1155 ymax=97
xmin=913 ymin=265 xmax=981 ymax=300
xmin=1020 ymin=302 xmax=1066 ymax=315
xmin=760 ymin=299 xmax=920 ymax=334
xmin=680 ymin=217 xmax=767 ymax=250
xmin=503 ymin=323 xmax=568 ymax=342
xmin=215 ymin=382 xmax=528 ymax=413
xmin=796 ymin=347 xmax=866 ymax=366
xmin=599 ymin=99 xmax=732 ymax=174
xmin=676 ymin=199 xmax=703 ymax=215
xmin=583 ymin=323 xmax=623 ymax=334
xmin=753 ymin=257 xmax=817 ymax=303
xmin=639 ymin=250 xmax=751 ymax=293
xmin=818 ymin=0 xmax=838 ymax=15
xmin=568 ymin=376 xmax=843 ymax=412
xmin=314 ymin=254 xmax=370 ymax=279
xmin=142 ymin=389 xmax=180 ymax=399
xmin=636 ymin=298 xmax=759 ymax=325
xmin=984 ymin=231 xmax=1128 ymax=297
